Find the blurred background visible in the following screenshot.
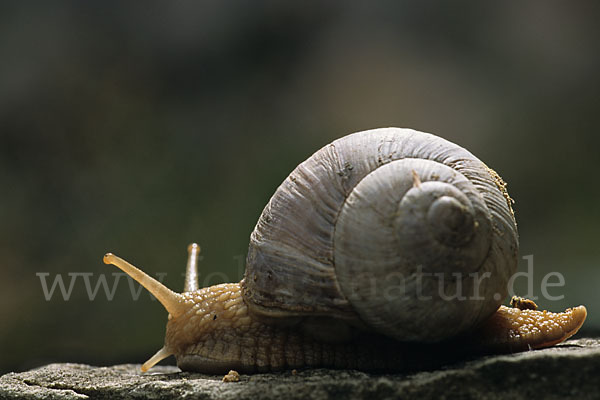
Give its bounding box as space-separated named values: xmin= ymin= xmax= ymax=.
xmin=1 ymin=1 xmax=599 ymax=374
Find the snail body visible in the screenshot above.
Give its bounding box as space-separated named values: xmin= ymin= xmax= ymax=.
xmin=104 ymin=128 xmax=587 ymax=373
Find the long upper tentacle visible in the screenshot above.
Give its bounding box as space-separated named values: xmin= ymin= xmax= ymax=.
xmin=103 ymin=253 xmax=188 ymax=318
xmin=184 ymin=243 xmax=201 ymax=293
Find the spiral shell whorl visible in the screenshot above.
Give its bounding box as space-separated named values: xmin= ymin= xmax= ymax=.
xmin=242 ymin=128 xmax=518 ymax=342
xmin=334 ymin=158 xmax=496 ymax=341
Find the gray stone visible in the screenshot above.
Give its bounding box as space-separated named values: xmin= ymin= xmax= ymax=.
xmin=1 ymin=339 xmax=599 ymax=400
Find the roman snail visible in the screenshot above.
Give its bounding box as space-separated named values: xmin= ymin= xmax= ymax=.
xmin=104 ymin=127 xmax=587 ymax=373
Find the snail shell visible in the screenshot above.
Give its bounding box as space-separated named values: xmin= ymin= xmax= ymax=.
xmin=243 ymin=127 xmax=518 ymax=342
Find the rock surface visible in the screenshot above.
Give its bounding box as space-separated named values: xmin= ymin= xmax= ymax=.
xmin=2 ymin=338 xmax=599 ymax=400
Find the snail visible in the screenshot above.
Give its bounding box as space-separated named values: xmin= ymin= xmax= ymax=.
xmin=104 ymin=127 xmax=587 ymax=373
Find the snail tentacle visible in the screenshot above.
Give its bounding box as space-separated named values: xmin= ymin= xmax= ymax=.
xmin=141 ymin=346 xmax=173 ymax=372
xmin=184 ymin=243 xmax=201 ymax=292
xmin=103 ymin=253 xmax=188 ymax=318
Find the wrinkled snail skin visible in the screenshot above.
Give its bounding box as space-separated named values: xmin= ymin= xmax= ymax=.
xmin=103 ymin=128 xmax=587 ymax=373
xmin=468 ymin=301 xmax=587 ymax=353
xmin=162 ymin=283 xmax=447 ymax=373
